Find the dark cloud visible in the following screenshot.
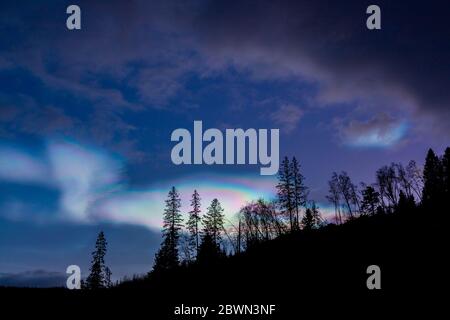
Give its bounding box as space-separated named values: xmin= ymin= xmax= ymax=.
xmin=0 ymin=270 xmax=66 ymax=288
xmin=192 ymin=0 xmax=450 ymax=131
xmin=0 ymin=0 xmax=449 ymax=150
xmin=0 ymin=1 xmax=206 ymax=159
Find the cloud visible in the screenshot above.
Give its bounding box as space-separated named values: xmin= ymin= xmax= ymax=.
xmin=94 ymin=173 xmax=276 ymax=229
xmin=0 ymin=140 xmax=123 ymax=222
xmin=0 ymin=270 xmax=66 ymax=288
xmin=2 ymin=0 xmax=448 ymax=154
xmin=0 ymin=146 xmax=49 ymax=184
xmin=191 ymin=0 xmax=450 ymax=132
xmin=270 ymin=104 xmax=304 ymax=133
xmin=0 ymin=1 xmax=200 ymax=110
xmin=47 ymin=141 xmax=124 ymax=221
xmin=335 ymin=113 xmax=408 ymax=148
xmin=0 ymin=141 xmax=277 ymax=229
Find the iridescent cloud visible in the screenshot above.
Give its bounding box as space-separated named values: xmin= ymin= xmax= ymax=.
xmin=95 ymin=173 xmax=277 ymax=230
xmin=0 ymin=140 xmax=123 ymax=223
xmin=0 ymin=145 xmax=49 ymax=184
xmin=337 ymin=113 xmax=408 ymax=148
xmin=0 ymin=140 xmax=277 ymax=229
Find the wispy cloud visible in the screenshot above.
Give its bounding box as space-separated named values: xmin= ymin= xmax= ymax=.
xmin=335 ymin=113 xmax=408 ymax=148
xmin=0 ymin=141 xmax=277 ymax=229
xmin=47 ymin=141 xmax=124 ymax=221
xmin=0 ymin=146 xmax=49 ymax=184
xmin=270 ymin=104 xmax=304 ymax=133
xmin=0 ymin=140 xmax=123 ymax=223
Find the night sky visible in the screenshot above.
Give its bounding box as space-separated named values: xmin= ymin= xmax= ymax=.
xmin=1 ymin=0 xmax=449 ymax=286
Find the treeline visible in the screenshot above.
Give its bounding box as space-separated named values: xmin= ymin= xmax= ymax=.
xmin=82 ymin=147 xmax=450 ymax=287
xmin=153 ymin=187 xmax=227 ymax=271
xmin=150 ymin=156 xmax=321 ymax=272
xmin=150 ymin=147 xmax=450 ymax=273
xmin=327 ymin=147 xmax=450 ymax=223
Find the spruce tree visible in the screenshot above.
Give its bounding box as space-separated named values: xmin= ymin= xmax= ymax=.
xmin=360 ymin=185 xmax=380 ymax=216
xmin=301 ymin=201 xmax=321 ymax=230
xmin=301 ymin=208 xmax=315 ymax=231
xmin=291 ymin=157 xmax=308 ymax=230
xmin=153 ymin=187 xmax=183 ymax=272
xmin=277 ymin=156 xmax=294 ymax=230
xmin=197 ymin=233 xmax=224 ymax=264
xmin=86 ymin=231 xmax=108 ymax=289
xmin=187 ymin=190 xmax=202 ymax=258
xmin=203 ymin=198 xmax=225 ymax=247
xmin=422 ymin=149 xmax=444 ymax=210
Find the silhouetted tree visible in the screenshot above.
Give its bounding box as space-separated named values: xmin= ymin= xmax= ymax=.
xmin=360 ymin=185 xmax=380 ymax=216
xmin=327 ymin=172 xmax=342 ymax=224
xmin=153 ymin=187 xmax=183 ymax=272
xmin=405 ymin=160 xmax=423 ymax=201
xmin=422 ymin=149 xmax=444 ymax=210
xmin=179 ymin=233 xmax=194 ymax=265
xmin=376 ymin=165 xmax=399 ymax=211
xmin=375 ymin=161 xmax=423 ymax=211
xmin=187 ymin=190 xmax=201 ymax=258
xmin=203 ymin=198 xmax=225 ymax=247
xmin=277 ymin=156 xmax=294 ymax=230
xmin=326 ymin=172 xmax=359 ymax=221
xmin=291 ymin=157 xmax=308 ymax=230
xmin=238 ymin=199 xmax=285 ymax=249
xmin=197 ymin=233 xmax=224 ymax=264
xmin=301 ymin=201 xmax=321 ymax=230
xmin=85 ymin=231 xmax=108 ymax=289
xmin=338 ymin=171 xmax=359 ymax=218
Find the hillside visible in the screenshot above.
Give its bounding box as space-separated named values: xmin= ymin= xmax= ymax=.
xmin=2 ymin=209 xmax=446 ymax=317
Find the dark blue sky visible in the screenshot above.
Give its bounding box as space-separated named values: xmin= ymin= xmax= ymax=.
xmin=1 ymin=0 xmax=449 ymax=286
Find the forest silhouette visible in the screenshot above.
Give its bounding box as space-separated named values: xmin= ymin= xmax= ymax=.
xmin=2 ymin=147 xmax=448 ymax=317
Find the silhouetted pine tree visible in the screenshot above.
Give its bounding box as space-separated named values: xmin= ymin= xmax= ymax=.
xmin=277 ymin=156 xmax=294 ymax=230
xmin=203 ymin=198 xmax=225 ymax=247
xmin=153 ymin=187 xmax=183 ymax=272
xmin=187 ymin=190 xmax=202 ymax=258
xmin=360 ymin=185 xmax=380 ymax=216
xmin=301 ymin=201 xmax=321 ymax=230
xmin=85 ymin=231 xmax=108 ymax=289
xmin=422 ymin=149 xmax=444 ymax=210
xmin=291 ymin=157 xmax=308 ymax=230
xmin=197 ymin=233 xmax=224 ymax=264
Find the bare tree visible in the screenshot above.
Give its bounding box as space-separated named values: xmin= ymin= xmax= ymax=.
xmin=337 ymin=171 xmax=359 ymax=218
xmin=376 ymin=165 xmax=398 ymax=212
xmin=238 ymin=199 xmax=286 ymax=249
xmin=406 ymin=160 xmax=424 ymax=201
xmin=327 ymin=172 xmax=342 ymax=224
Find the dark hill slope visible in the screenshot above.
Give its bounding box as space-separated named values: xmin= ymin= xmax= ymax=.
xmin=2 ymin=211 xmax=446 ymax=318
